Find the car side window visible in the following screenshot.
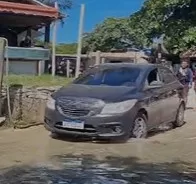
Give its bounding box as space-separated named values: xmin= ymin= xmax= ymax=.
xmin=146 ymin=68 xmax=162 ymax=86
xmin=159 ymin=67 xmax=176 ymax=84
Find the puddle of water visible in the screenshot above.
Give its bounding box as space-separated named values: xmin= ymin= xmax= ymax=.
xmin=0 ymin=155 xmax=196 ymax=184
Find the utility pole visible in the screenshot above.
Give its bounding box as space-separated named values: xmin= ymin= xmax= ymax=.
xmin=52 ymin=2 xmax=58 ymax=76
xmin=75 ymin=4 xmax=85 ymax=78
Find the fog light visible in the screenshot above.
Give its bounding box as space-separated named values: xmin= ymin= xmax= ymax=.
xmin=113 ymin=126 xmax=122 ymax=134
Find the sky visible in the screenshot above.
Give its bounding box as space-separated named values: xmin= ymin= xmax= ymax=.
xmin=56 ymin=0 xmax=145 ymax=43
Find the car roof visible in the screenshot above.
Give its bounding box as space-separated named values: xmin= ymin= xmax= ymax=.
xmin=98 ymin=63 xmax=156 ymax=71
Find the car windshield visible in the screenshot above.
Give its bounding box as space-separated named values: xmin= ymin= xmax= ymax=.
xmin=73 ymin=67 xmax=141 ymax=86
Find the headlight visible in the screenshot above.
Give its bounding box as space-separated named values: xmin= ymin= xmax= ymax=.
xmin=46 ymin=97 xmax=56 ymax=110
xmin=100 ymin=99 xmax=137 ymax=115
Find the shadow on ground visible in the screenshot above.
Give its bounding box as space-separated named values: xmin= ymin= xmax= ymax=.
xmin=0 ymin=154 xmax=196 ymax=183
xmin=50 ymin=133 xmax=128 ymax=144
xmin=50 ymin=122 xmax=180 ymax=143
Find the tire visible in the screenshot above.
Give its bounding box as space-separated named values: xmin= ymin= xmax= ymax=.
xmin=131 ymin=112 xmax=148 ymax=139
xmin=173 ymin=103 xmax=185 ymax=127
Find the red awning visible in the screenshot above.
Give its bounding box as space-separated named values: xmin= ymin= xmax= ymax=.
xmin=0 ymin=1 xmax=58 ymax=19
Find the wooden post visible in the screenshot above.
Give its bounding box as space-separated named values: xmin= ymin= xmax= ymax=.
xmin=134 ymin=52 xmax=137 ymax=63
xmin=95 ymin=50 xmax=101 ymax=65
xmin=75 ymin=4 xmax=85 ymax=78
xmin=0 ymin=39 xmax=5 ymax=116
xmin=101 ymin=57 xmax=105 ymax=64
xmin=66 ymin=60 xmax=70 ymax=78
xmin=38 ymin=60 xmax=44 ymax=76
xmin=52 ymin=2 xmax=58 ymax=76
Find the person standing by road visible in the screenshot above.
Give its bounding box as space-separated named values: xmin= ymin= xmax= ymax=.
xmin=177 ymin=59 xmax=193 ymax=106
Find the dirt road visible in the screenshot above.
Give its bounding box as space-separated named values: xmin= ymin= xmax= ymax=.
xmin=0 ymin=108 xmax=195 ymax=170
xmin=0 ymin=91 xmax=195 ymax=183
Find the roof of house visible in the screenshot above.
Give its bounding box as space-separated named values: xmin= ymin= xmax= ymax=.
xmin=0 ymin=0 xmax=58 ymax=18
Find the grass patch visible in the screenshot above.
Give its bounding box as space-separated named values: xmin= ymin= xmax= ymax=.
xmin=4 ymin=75 xmax=73 ymax=87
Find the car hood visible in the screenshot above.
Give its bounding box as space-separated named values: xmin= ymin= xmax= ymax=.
xmin=52 ymin=84 xmax=138 ymax=102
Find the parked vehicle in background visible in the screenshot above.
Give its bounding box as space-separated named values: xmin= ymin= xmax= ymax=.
xmin=44 ymin=63 xmax=185 ymax=141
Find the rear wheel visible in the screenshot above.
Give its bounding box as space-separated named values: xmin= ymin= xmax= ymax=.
xmin=131 ymin=112 xmax=147 ymax=138
xmin=173 ymin=103 xmax=185 ymax=127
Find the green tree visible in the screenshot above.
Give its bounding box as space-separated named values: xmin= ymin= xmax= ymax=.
xmin=82 ymin=0 xmax=196 ymax=55
xmin=82 ymin=18 xmax=142 ymax=53
xmin=55 ymin=43 xmax=77 ymax=54
xmin=138 ymin=0 xmax=195 ymax=54
xmin=34 ymin=39 xmax=77 ymax=54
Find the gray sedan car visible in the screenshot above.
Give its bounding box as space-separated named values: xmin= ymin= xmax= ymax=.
xmin=44 ymin=63 xmax=185 ymax=140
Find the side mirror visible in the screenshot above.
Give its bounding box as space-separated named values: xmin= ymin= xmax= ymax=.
xmin=149 ymin=81 xmax=163 ymax=88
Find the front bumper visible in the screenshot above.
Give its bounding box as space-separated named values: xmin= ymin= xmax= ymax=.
xmin=44 ymin=107 xmax=137 ymax=140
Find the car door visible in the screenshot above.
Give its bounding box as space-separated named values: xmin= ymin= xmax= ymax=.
xmin=143 ymin=68 xmax=166 ymax=129
xmin=158 ymin=66 xmax=181 ymax=123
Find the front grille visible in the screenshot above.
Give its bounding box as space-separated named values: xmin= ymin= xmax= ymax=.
xmin=56 ymin=96 xmax=104 ymax=118
xmin=57 ymin=105 xmax=90 ymax=117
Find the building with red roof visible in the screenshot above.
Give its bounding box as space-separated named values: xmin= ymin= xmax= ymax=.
xmin=0 ymin=0 xmax=60 ymax=75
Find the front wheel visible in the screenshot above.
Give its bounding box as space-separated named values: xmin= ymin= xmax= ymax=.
xmin=131 ymin=112 xmax=147 ymax=139
xmin=173 ymin=103 xmax=185 ymax=127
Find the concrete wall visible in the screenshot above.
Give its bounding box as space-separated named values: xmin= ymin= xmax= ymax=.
xmin=3 ymin=60 xmax=45 ymax=75
xmin=2 ymin=86 xmax=60 ymax=127
xmin=8 ymin=61 xmax=37 ymax=75
xmin=39 ymin=60 xmax=45 ymax=74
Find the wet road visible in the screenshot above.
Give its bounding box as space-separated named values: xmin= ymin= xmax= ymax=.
xmin=0 ymin=155 xmax=196 ymax=183
xmin=0 ymin=92 xmax=195 ymax=183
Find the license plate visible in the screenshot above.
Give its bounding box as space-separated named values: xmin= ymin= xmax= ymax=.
xmin=62 ymin=119 xmax=84 ymax=130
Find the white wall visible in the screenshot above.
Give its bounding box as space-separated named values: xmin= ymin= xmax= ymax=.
xmin=4 ymin=60 xmax=39 ymax=75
